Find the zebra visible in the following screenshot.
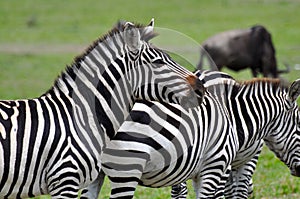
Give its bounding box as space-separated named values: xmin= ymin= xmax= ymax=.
xmin=175 ymin=77 xmax=299 ymax=199
xmin=0 ymin=19 xmax=203 ymax=198
xmin=81 ymin=70 xmax=234 ymax=198
xmin=101 ymin=76 xmax=300 ymax=198
xmin=101 ymin=74 xmax=237 ymax=198
xmin=172 ymin=79 xmax=299 ymax=198
xmin=171 ymin=71 xmax=262 ymax=199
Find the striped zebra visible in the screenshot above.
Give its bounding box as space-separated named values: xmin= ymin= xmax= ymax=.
xmin=171 ymin=71 xmax=261 ymax=199
xmin=173 ymin=78 xmax=299 ymax=199
xmin=101 ymin=76 xmax=300 ymax=198
xmin=0 ymin=19 xmax=202 ymax=198
xmin=222 ymin=78 xmax=300 ymax=198
xmin=82 ymin=70 xmax=234 ymax=198
xmin=81 ymin=70 xmax=232 ymax=198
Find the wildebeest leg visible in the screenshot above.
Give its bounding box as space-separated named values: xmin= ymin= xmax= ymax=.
xmin=251 ymin=67 xmax=258 ymax=77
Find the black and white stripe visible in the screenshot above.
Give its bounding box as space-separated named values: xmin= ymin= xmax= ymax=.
xmin=222 ymin=78 xmax=300 ymax=198
xmin=101 ymin=79 xmax=237 ymax=198
xmin=0 ymin=19 xmax=200 ymax=198
xmin=101 ymin=76 xmax=300 ymax=199
xmin=173 ymin=76 xmax=300 ymax=199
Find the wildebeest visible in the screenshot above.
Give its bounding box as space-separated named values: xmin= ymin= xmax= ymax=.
xmin=197 ymin=25 xmax=289 ymax=77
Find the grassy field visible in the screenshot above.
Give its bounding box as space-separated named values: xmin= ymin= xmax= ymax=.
xmin=0 ymin=0 xmax=300 ymax=198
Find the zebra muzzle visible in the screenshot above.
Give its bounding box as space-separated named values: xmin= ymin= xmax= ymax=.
xmin=291 ymin=163 xmax=300 ymax=177
xmin=293 ymin=165 xmax=300 ymax=177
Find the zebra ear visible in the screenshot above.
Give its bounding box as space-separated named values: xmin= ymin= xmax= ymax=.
xmin=141 ymin=18 xmax=158 ymax=42
xmin=143 ymin=18 xmax=154 ymax=36
xmin=288 ymin=79 xmax=300 ymax=102
xmin=124 ymin=22 xmax=141 ymax=52
xmin=148 ymin=18 xmax=154 ymax=28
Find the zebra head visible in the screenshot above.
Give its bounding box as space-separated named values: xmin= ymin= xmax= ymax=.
xmin=264 ymin=79 xmax=300 ymax=177
xmin=118 ymin=19 xmax=202 ymax=108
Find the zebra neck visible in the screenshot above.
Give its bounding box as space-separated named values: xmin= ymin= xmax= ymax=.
xmin=44 ymin=39 xmax=134 ymax=140
xmin=225 ymin=81 xmax=284 ymax=150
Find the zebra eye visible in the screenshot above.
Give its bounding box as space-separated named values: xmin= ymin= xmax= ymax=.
xmin=152 ymin=59 xmax=165 ymax=65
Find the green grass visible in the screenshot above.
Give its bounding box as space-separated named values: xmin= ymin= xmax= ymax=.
xmin=252 ymin=147 xmax=300 ymax=199
xmin=0 ymin=0 xmax=299 ymax=198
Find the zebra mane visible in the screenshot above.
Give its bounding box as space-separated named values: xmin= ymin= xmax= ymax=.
xmin=240 ymin=78 xmax=282 ymax=85
xmin=206 ymin=77 xmax=288 ymax=100
xmin=238 ymin=78 xmax=288 ymax=89
xmin=225 ymin=78 xmax=289 ymax=98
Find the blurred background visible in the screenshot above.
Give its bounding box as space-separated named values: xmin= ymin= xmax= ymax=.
xmin=0 ymin=0 xmax=299 ymax=198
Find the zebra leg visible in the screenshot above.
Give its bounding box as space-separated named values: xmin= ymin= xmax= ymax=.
xmin=171 ymin=182 xmax=188 ymax=199
xmin=108 ymin=175 xmax=140 ymax=199
xmin=248 ymin=178 xmax=254 ymax=197
xmin=102 ymin=158 xmax=146 ymax=199
xmin=222 ymin=170 xmax=237 ymax=197
xmin=224 ymin=169 xmax=251 ymax=199
xmin=48 ymin=175 xmax=81 ymax=199
xmin=80 ymin=170 xmax=105 ymax=199
xmin=193 ymin=166 xmax=231 ymax=199
xmin=224 ymin=155 xmax=260 ymax=198
xmin=101 ymin=149 xmax=147 ymax=199
xmin=214 ymin=168 xmax=231 ymax=198
xmin=226 ymin=142 xmax=262 ymax=199
xmin=47 ymin=160 xmax=82 ymax=198
xmin=46 ymin=142 xmax=100 ymax=199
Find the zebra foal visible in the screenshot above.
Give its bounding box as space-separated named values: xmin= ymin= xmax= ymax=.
xmin=101 ymin=76 xmax=300 ymax=198
xmin=0 ymin=19 xmax=202 ymax=198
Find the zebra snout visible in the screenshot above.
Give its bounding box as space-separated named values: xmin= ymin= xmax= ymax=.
xmin=295 ymin=165 xmax=300 ymax=177
xmin=291 ymin=164 xmax=300 ymax=177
